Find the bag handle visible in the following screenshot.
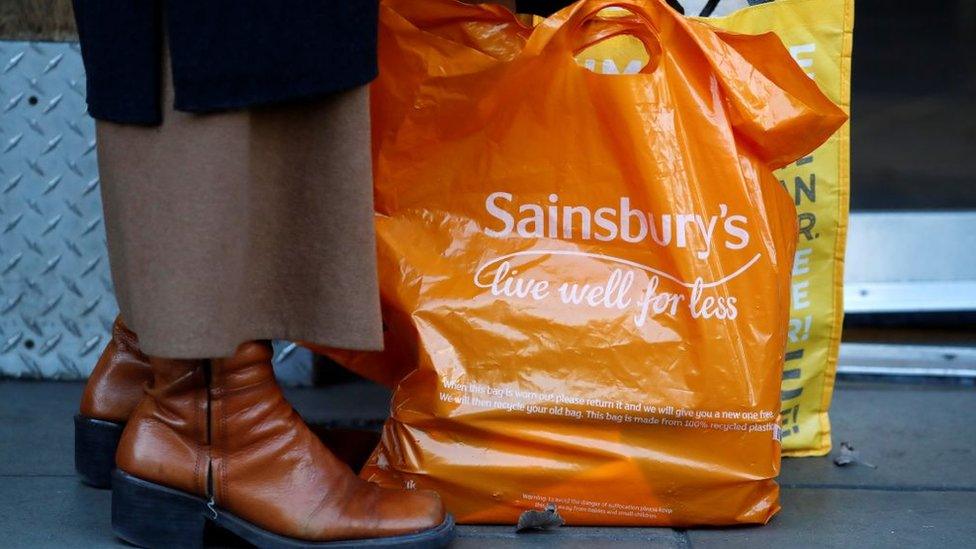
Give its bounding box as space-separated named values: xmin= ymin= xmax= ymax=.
xmin=572 ymin=17 xmax=663 ymax=74
xmin=523 ymin=0 xmax=668 ymax=67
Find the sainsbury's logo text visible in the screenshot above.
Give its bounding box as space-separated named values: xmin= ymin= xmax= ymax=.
xmin=483 ymin=192 xmax=749 ymax=260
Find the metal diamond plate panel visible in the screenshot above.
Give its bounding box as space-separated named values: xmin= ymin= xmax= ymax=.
xmin=0 ymin=41 xmax=311 ymax=384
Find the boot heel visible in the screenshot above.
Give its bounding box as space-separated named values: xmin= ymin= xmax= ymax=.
xmin=111 ymin=469 xmax=206 ymax=548
xmin=74 ymin=415 xmax=123 ymax=488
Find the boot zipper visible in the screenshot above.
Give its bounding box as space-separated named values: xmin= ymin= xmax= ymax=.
xmin=204 ymin=360 xmax=217 ymax=519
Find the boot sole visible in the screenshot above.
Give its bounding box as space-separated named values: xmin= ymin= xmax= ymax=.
xmin=74 ymin=415 xmax=124 ymax=489
xmin=112 ymin=470 xmax=456 ymax=548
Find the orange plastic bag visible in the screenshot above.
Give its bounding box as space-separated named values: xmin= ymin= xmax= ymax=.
xmin=317 ymin=0 xmax=846 ymax=526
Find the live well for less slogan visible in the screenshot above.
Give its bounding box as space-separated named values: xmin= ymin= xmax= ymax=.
xmin=573 ymin=0 xmax=853 ymax=455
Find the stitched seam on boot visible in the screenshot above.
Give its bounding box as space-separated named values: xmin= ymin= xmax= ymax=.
xmin=301 ymin=491 xmax=336 ymax=540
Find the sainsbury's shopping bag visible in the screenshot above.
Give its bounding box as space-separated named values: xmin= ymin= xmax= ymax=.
xmin=316 ymin=0 xmax=846 ymax=525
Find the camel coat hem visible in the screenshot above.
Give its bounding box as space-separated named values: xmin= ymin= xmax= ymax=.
xmin=96 ymin=73 xmax=383 ymax=358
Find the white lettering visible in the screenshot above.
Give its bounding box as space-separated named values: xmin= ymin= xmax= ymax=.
xmin=484 ymin=192 xmax=514 ymax=237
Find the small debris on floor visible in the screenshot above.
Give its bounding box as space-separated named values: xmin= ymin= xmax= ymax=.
xmin=833 ymin=441 xmax=877 ymax=469
xmin=516 ymin=503 xmax=565 ymax=532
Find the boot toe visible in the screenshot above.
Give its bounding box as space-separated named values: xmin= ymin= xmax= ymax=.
xmin=376 ymin=487 xmax=446 ymax=535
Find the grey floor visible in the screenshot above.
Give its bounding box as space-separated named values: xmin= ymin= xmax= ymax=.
xmin=1 ymin=378 xmax=973 ymax=548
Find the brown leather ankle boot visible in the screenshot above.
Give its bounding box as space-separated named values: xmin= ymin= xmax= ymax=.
xmin=76 ymin=319 xmax=382 ymax=489
xmin=111 ymin=341 xmax=454 ymax=548
xmin=75 ymin=316 xmax=151 ymax=488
